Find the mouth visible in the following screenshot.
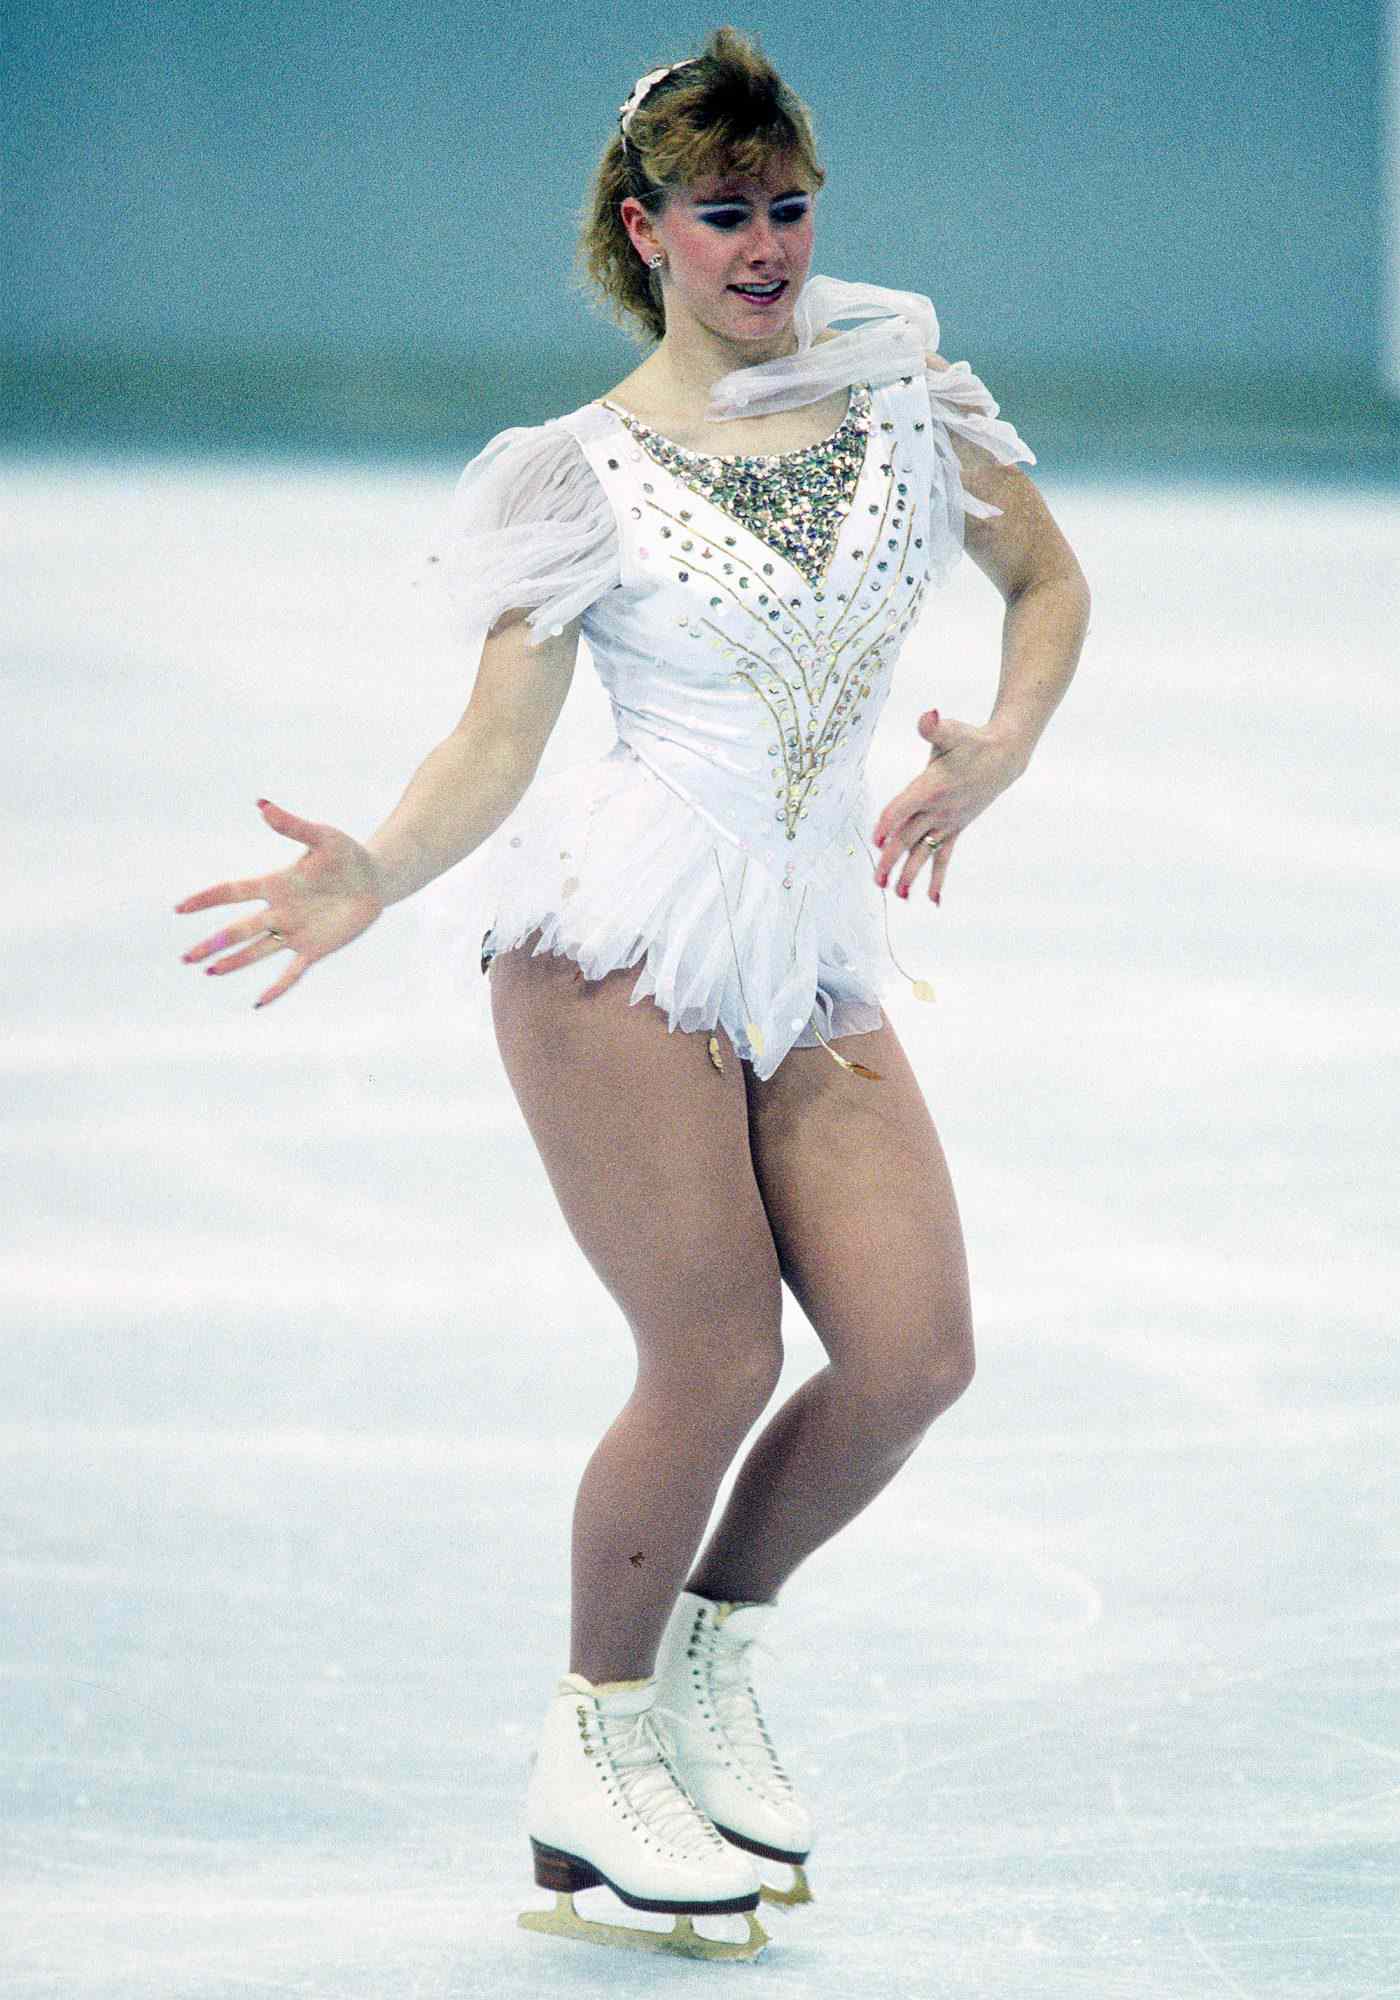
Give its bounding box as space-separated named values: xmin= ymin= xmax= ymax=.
xmin=728 ymin=279 xmax=788 ymax=306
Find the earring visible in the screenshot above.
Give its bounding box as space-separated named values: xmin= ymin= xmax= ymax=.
xmin=648 ymin=254 xmax=664 ymax=269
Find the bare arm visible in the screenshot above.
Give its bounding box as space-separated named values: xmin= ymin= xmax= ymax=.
xmin=873 ymin=355 xmax=1090 ymax=900
xmin=176 ymin=608 xmax=581 ymax=1004
xmin=365 ymin=608 xmax=582 ymax=903
xmin=959 ymin=443 xmax=1091 ymax=776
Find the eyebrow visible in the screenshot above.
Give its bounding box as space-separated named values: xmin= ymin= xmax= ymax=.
xmin=692 ymin=188 xmax=811 ymax=205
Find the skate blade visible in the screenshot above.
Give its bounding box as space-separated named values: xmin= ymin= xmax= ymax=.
xmin=760 ymin=1860 xmax=813 ymax=1909
xmin=519 ymin=1891 xmax=769 ymax=1961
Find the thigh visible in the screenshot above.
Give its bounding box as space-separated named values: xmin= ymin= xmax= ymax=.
xmin=743 ymin=1017 xmax=973 ymax=1380
xmin=489 ymin=939 xmax=783 ymax=1356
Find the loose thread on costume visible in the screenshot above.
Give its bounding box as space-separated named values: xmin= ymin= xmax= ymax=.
xmin=789 ymin=886 xmax=809 ymax=968
xmin=860 ymin=832 xmax=936 ymax=1001
xmin=810 ymin=1015 xmax=882 ymax=1081
xmin=712 ymin=849 xmax=764 ymax=1058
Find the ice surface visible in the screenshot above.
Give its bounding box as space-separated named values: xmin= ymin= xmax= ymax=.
xmin=1 ymin=458 xmax=1397 ymax=1997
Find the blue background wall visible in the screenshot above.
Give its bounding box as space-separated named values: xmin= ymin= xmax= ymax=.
xmin=5 ymin=0 xmax=1382 ymax=367
xmin=4 ymin=0 xmax=1391 ymax=471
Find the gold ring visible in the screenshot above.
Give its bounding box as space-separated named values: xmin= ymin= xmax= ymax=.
xmin=921 ymin=834 xmax=941 ymax=851
xmin=265 ymin=927 xmax=287 ymax=943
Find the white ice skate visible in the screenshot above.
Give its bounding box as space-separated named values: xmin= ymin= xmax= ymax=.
xmin=517 ymin=1672 xmax=768 ymax=1962
xmin=652 ymin=1591 xmax=815 ymax=1908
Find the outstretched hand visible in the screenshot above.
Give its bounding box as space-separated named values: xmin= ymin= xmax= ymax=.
xmin=175 ymin=799 xmax=385 ymax=1008
xmin=873 ymin=709 xmax=1026 ymax=902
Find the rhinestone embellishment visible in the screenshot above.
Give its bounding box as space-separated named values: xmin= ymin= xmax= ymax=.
xmin=591 ymin=378 xmax=932 ymax=846
xmin=603 ymin=383 xmax=874 ymax=589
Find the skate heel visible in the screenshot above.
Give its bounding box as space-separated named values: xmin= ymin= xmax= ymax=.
xmin=530 ymin=1838 xmax=602 ymax=1895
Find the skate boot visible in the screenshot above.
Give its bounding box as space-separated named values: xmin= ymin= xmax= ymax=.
xmin=518 ymin=1672 xmax=768 ymax=1961
xmin=653 ymin=1591 xmax=815 ymax=1908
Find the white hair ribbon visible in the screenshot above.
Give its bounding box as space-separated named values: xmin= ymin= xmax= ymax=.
xmin=618 ymin=61 xmax=699 ymax=138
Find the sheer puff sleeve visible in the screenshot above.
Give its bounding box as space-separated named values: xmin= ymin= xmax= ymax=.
xmin=923 ymin=350 xmax=1036 ymax=564
xmin=437 ymin=418 xmax=619 ymax=647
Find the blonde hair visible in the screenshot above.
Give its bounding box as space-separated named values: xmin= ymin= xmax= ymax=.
xmin=576 ymin=25 xmax=826 ymax=347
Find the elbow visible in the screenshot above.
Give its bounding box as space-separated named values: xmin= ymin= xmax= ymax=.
xmin=443 ymin=717 xmax=541 ymax=806
xmin=1076 ymin=568 xmax=1092 ymax=639
xmin=1008 ymin=558 xmax=1090 ymax=625
xmin=1043 ymin=541 xmax=1090 ymax=610
xmin=1068 ymin=545 xmax=1091 ymax=607
xmin=1048 ymin=556 xmax=1092 ymax=635
xmin=478 ymin=731 xmax=544 ymax=804
xmin=1044 ymin=567 xmax=1092 ymax=659
xmin=1067 ymin=561 xmax=1091 ymax=634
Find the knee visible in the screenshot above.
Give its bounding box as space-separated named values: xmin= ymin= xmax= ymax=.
xmin=711 ymin=1329 xmax=785 ymax=1430
xmin=635 ymin=1271 xmax=784 ymax=1435
xmin=930 ymin=1326 xmax=976 ymax=1414
xmin=853 ymin=1317 xmax=975 ymax=1446
xmin=708 ymin=1275 xmax=786 ymax=1422
xmin=908 ymin=1323 xmax=975 ymax=1432
xmin=644 ymin=1337 xmax=782 ymax=1451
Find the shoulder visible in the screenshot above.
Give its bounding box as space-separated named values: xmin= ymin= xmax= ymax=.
xmin=918 ymin=350 xmax=1032 ymax=456
xmin=449 ymin=411 xmax=616 ymax=541
xmin=914 ymin=350 xmax=1040 ymax=534
xmin=459 ymin=409 xmax=608 ymax=487
xmin=470 ymin=406 xmax=605 ymax=460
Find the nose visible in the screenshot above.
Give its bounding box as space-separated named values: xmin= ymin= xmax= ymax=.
xmin=743 ymin=213 xmax=783 ymax=265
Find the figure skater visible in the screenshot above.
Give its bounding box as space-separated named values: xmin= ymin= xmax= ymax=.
xmin=176 ymin=25 xmax=1090 ymax=1963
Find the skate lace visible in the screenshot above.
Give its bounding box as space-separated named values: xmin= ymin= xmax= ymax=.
xmin=703 ymin=1632 xmax=797 ymax=1797
xmin=600 ymin=1708 xmax=721 ymax=1856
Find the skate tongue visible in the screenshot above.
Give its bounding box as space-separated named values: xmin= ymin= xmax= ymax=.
xmin=686 ymin=1592 xmax=774 ymax=1641
xmin=712 ymin=1602 xmax=774 ymax=1644
xmin=558 ymin=1672 xmax=656 ymax=1717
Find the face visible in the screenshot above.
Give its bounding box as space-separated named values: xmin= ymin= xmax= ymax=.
xmin=624 ymin=155 xmax=817 ymax=347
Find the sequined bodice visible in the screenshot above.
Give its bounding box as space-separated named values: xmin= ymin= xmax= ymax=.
xmin=597 ymin=384 xmax=874 ymax=590
xmin=559 ymin=372 xmax=937 ymax=886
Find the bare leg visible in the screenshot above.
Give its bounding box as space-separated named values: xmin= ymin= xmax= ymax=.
xmin=489 ymin=940 xmax=786 ymax=1685
xmin=687 ymin=1016 xmax=974 ymax=1606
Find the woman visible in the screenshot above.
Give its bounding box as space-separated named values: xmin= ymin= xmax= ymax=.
xmin=176 ymin=27 xmax=1089 ymax=1965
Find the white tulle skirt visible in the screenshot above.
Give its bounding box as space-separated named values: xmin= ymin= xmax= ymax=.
xmin=482 ymin=742 xmax=887 ymax=1080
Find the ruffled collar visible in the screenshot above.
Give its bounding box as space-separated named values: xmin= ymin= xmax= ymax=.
xmin=706 ymin=275 xmax=939 ymax=422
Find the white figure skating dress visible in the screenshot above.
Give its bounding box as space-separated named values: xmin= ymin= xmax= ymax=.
xmin=443 ymin=277 xmax=1033 ymax=1079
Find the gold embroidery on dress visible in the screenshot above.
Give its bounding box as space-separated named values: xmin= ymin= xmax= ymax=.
xmin=607 ymin=384 xmax=930 ymax=846
xmin=703 ymin=472 xmax=922 ymax=843
xmin=597 ymin=377 xmax=937 ymax=1077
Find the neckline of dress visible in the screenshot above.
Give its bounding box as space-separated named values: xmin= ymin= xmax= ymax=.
xmin=595 ymin=384 xmax=859 ymax=467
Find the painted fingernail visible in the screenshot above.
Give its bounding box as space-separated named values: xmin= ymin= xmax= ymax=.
xmin=898 ymin=884 xmax=909 ymax=899
xmin=205 ymin=964 xmax=219 ymax=975
xmin=933 ymin=891 xmax=942 ymax=906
